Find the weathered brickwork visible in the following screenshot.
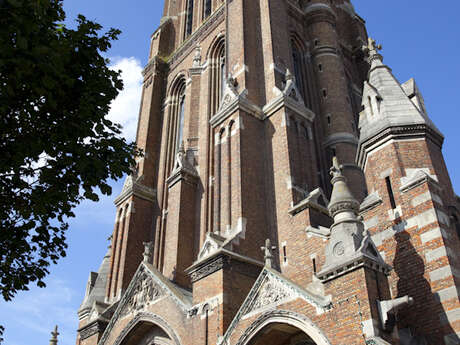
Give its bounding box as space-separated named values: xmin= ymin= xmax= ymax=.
xmin=76 ymin=1 xmax=460 ymax=345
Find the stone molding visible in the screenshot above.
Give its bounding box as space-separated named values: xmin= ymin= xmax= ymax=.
xmin=360 ymin=192 xmax=383 ymax=213
xmin=288 ymin=188 xmax=330 ymax=216
xmin=222 ymin=309 xmax=332 ymax=345
xmin=190 ymin=254 xmax=230 ymax=282
xmin=357 ymin=124 xmax=444 ymax=170
xmin=399 ymin=169 xmax=441 ymax=194
xmin=209 ymin=89 xmax=263 ymax=128
xmin=114 ymin=175 xmax=156 ymax=206
xmin=78 ymin=320 xmax=107 ymax=341
xmin=187 ymin=248 xmax=263 ymax=283
xmin=317 ymin=246 xmax=392 ymax=283
xmin=111 ymin=312 xmax=182 ymax=345
xmin=323 ymin=132 xmax=358 ymax=147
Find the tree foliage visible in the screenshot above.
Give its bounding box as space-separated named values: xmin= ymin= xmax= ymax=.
xmin=0 ymin=0 xmax=140 ymax=301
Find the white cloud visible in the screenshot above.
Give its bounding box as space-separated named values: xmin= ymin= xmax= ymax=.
xmin=0 ymin=278 xmax=78 ymax=345
xmin=108 ymin=57 xmax=143 ymax=142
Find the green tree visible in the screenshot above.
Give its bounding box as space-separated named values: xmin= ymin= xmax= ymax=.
xmin=0 ymin=0 xmax=140 ymax=303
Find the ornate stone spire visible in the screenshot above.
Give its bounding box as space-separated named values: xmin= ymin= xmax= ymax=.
xmin=261 ymin=239 xmax=276 ymax=269
xmin=357 ymin=36 xmax=443 ymax=168
xmin=49 ymin=325 xmax=59 ymax=345
xmin=317 ymin=158 xmax=390 ymax=282
xmin=328 ymin=157 xmax=360 ymax=223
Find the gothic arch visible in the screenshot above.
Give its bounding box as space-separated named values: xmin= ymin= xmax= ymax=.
xmin=206 ymin=32 xmax=225 ymax=61
xmin=167 ymin=72 xmax=188 ymax=98
xmin=235 ymin=310 xmax=331 ymax=345
xmin=114 ymin=312 xmax=182 ymax=345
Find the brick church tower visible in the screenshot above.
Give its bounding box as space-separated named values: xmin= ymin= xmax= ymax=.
xmin=76 ymin=1 xmax=460 ymax=345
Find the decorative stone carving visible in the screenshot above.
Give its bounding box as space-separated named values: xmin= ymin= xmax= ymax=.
xmin=189 ymin=255 xmax=230 ymax=282
xmin=249 ymin=275 xmax=292 ymax=312
xmin=120 ymin=271 xmax=163 ymax=317
xmin=79 ymin=321 xmax=106 ymax=340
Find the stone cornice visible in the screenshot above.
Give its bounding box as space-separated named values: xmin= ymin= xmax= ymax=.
xmin=263 ymin=93 xmax=316 ymax=123
xmin=323 ymin=132 xmax=358 ymax=147
xmin=186 ymin=249 xmax=264 ymax=283
xmin=114 ymin=176 xmax=156 ymax=207
xmin=317 ymin=252 xmax=391 ymax=283
xmin=78 ymin=319 xmax=107 ymax=341
xmin=209 ymin=91 xmax=263 ymax=127
xmin=166 ymin=167 xmax=198 ymax=188
xmin=357 ymin=124 xmax=445 ymax=170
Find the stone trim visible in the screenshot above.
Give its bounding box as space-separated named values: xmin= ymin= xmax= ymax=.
xmin=188 ymin=254 xmax=230 ymax=282
xmin=112 ymin=312 xmax=182 ymax=345
xmin=186 ymin=249 xmax=263 ymax=283
xmin=357 ymin=124 xmax=444 ymax=170
xmin=78 ymin=320 xmax=107 ymax=341
xmin=360 ymin=192 xmax=383 ymax=213
xmin=323 ymin=132 xmax=358 ymax=147
xmin=317 ymin=253 xmax=391 ymax=283
xmin=114 ymin=175 xmax=156 ymax=206
xmin=226 ymin=310 xmax=332 ymax=345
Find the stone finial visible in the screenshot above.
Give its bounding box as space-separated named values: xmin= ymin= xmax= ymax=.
xmin=285 ymin=68 xmax=293 ymax=81
xmin=261 ymin=239 xmax=276 ymax=269
xmin=143 ymin=242 xmax=153 ymax=263
xmin=328 ymin=157 xmax=360 ymax=221
xmin=362 ymin=37 xmax=383 ymax=63
xmin=49 ymin=325 xmax=59 ymax=345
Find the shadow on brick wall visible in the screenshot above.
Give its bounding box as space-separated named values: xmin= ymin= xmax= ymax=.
xmin=393 ymin=230 xmax=459 ymax=345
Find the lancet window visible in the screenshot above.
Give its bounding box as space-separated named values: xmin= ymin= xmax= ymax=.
xmin=168 ymin=78 xmax=187 ymax=171
xmin=291 ymin=37 xmax=314 ymax=109
xmin=203 ymin=0 xmax=212 ymax=19
xmin=208 ymin=37 xmax=226 ymax=113
xmin=185 ymin=0 xmax=194 ymax=38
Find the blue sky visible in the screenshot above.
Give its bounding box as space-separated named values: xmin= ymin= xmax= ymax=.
xmin=1 ymin=1 xmax=460 ymax=344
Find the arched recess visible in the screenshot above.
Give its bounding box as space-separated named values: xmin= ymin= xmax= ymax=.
xmin=114 ymin=312 xmax=182 ymax=345
xmin=235 ymin=310 xmax=331 ymax=345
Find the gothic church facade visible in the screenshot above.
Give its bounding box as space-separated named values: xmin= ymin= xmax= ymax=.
xmin=76 ymin=1 xmax=460 ymax=344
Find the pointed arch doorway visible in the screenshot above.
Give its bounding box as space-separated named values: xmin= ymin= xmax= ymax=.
xmin=236 ymin=311 xmax=331 ymax=345
xmin=114 ymin=313 xmax=182 ymax=345
xmin=248 ymin=323 xmax=317 ymax=345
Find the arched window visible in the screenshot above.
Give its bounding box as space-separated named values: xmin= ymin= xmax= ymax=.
xmin=185 ymin=0 xmax=194 ymax=38
xmin=176 ymin=93 xmax=186 ymax=151
xmin=168 ymin=78 xmax=187 ymax=170
xmin=291 ymin=37 xmax=314 ymax=109
xmin=292 ymin=43 xmax=305 ymax=97
xmin=220 ymin=50 xmax=226 ymax=100
xmin=204 ymin=0 xmax=212 ymax=19
xmin=208 ymin=37 xmax=226 ymax=114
